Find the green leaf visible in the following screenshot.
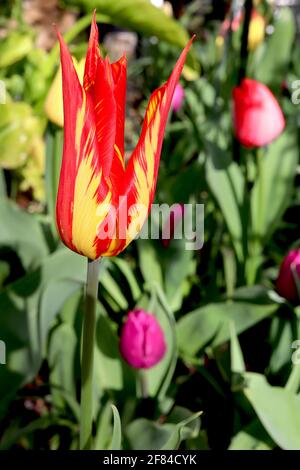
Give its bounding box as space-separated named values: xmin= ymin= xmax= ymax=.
xmin=94 ymin=401 xmax=113 ymax=450
xmin=205 ymin=143 xmax=244 ymax=262
xmin=101 ymin=267 xmax=129 ymax=311
xmin=110 ymin=405 xmax=122 ymax=450
xmin=244 ymin=372 xmax=300 ymax=450
xmin=0 ymin=248 xmax=86 ymax=417
xmin=126 ymin=407 xmax=201 ymax=450
xmin=230 ymin=321 xmax=245 ymax=374
xmin=161 ymin=410 xmax=202 ymax=450
xmin=48 ymin=323 xmax=78 ymax=410
xmin=229 ymin=419 xmax=274 ymax=450
xmin=69 ymin=0 xmax=196 ymax=67
xmin=250 ymin=131 xmax=298 ymax=243
xmin=94 ymin=308 xmax=127 ymax=393
xmin=252 ymin=8 xmax=296 ymax=87
xmin=111 ymin=258 xmax=141 ymax=301
xmin=137 ymin=239 xmax=163 ymax=287
xmin=39 ymin=279 xmax=82 ymax=356
xmin=177 ymin=301 xmax=277 ymax=358
xmin=0 ymin=198 xmax=48 ymax=270
xmin=137 ymin=285 xmax=176 ymax=398
xmin=0 ymin=31 xmax=33 ymax=68
xmin=0 ymin=102 xmax=43 ymax=170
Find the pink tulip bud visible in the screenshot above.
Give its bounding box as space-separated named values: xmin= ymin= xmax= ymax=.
xmin=120 ymin=310 xmax=166 ymax=369
xmin=276 ymin=249 xmax=300 ymax=302
xmin=171 ymin=83 xmax=185 ymax=112
xmin=162 ymin=203 xmax=185 ymax=248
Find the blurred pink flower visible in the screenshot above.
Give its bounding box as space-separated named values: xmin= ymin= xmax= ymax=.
xmin=120 ymin=310 xmax=166 ymax=369
xmin=162 ymin=203 xmax=185 ymax=248
xmin=276 ymin=249 xmax=300 ymax=302
xmin=171 ymin=83 xmax=185 ymax=112
xmin=232 ymin=78 xmax=285 ymax=148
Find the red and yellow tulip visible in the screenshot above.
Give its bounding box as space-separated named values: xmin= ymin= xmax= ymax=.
xmin=55 ymin=13 xmax=194 ymax=260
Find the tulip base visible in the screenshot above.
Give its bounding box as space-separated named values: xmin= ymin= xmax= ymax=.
xmin=80 ymin=257 xmax=101 ymax=450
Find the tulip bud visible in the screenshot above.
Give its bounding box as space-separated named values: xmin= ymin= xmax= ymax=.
xmin=232 ymin=78 xmax=285 ymax=148
xmin=171 ymin=83 xmax=185 ymax=112
xmin=276 ymin=249 xmax=300 ymax=302
xmin=120 ymin=310 xmax=166 ymax=369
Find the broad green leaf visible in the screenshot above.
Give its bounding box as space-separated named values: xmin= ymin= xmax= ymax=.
xmin=101 ymin=267 xmax=129 ymax=311
xmin=0 ymin=102 xmax=43 ymax=170
xmin=137 ymin=285 xmax=176 ymax=398
xmin=0 ymin=31 xmax=33 ymax=67
xmin=137 ymin=239 xmax=163 ymax=287
xmin=229 ymin=419 xmax=274 ymax=450
xmin=252 ymin=8 xmax=296 ymax=87
xmin=126 ymin=407 xmax=200 ymax=450
xmin=0 ymin=198 xmax=48 ymax=270
xmin=177 ymin=301 xmax=277 ymax=358
xmin=230 ymin=321 xmax=245 ymax=374
xmin=39 ymin=279 xmax=82 ymax=356
xmin=0 ymin=248 xmax=86 ymax=417
xmin=250 ymin=131 xmax=298 ymax=243
xmin=68 ymin=0 xmax=196 ymax=65
xmin=94 ymin=309 xmax=125 ymax=393
xmin=110 ymin=405 xmax=122 ymax=450
xmin=161 ymin=410 xmax=202 ymax=450
xmin=111 ymin=258 xmax=141 ymax=301
xmin=45 ymin=130 xmax=63 ymax=237
xmin=244 ymin=372 xmax=300 ymax=450
xmin=205 ymin=144 xmax=244 ymax=262
xmin=94 ymin=401 xmax=113 ymax=450
xmin=48 ymin=323 xmax=78 ymax=410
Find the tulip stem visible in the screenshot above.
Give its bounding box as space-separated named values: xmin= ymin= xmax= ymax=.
xmin=80 ymin=257 xmax=101 ymax=450
xmin=140 ymin=370 xmax=149 ymax=399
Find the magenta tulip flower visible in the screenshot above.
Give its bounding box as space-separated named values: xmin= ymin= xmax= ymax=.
xmin=171 ymin=83 xmax=185 ymax=112
xmin=276 ymin=249 xmax=300 ymax=302
xmin=120 ymin=310 xmax=166 ymax=369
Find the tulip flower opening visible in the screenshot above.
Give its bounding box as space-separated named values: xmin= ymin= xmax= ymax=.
xmin=232 ymin=78 xmax=285 ymax=148
xmin=55 ymin=13 xmax=194 ymax=260
xmin=276 ymin=249 xmax=300 ymax=303
xmin=120 ymin=310 xmax=166 ymax=369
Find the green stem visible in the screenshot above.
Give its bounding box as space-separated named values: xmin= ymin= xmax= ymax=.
xmin=256 ymin=149 xmax=264 ymax=237
xmin=247 ymin=149 xmax=264 ymax=284
xmin=139 ymin=370 xmax=148 ymax=399
xmin=80 ymin=258 xmax=101 ymax=450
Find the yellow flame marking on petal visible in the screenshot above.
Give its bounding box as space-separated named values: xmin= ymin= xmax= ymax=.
xmin=75 ymin=92 xmax=86 ymax=159
xmin=125 ymin=105 xmax=161 ymax=246
xmin=114 ymin=144 xmax=125 ymax=169
xmin=72 ymin=151 xmax=111 ymax=259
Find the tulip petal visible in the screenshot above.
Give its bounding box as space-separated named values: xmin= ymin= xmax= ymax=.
xmin=84 ymin=12 xmax=117 ymax=177
xmin=56 ymin=31 xmax=112 ymax=259
xmin=103 ymin=36 xmax=195 ymax=256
